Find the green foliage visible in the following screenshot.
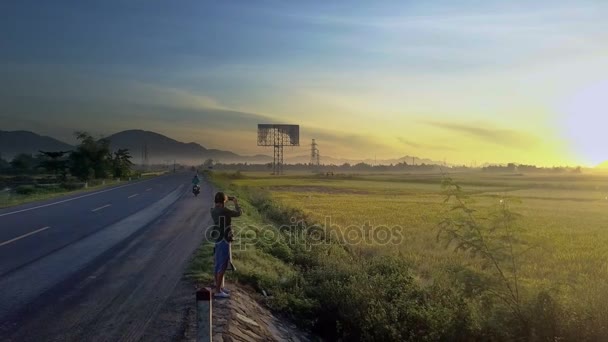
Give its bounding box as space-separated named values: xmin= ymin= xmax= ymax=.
xmin=110 ymin=148 xmax=133 ymax=178
xmin=69 ymin=132 xmax=111 ymax=181
xmin=439 ymin=177 xmax=527 ymax=316
xmin=15 ymin=185 xmax=36 ymax=195
xmin=38 ymin=150 xmax=70 ymax=180
xmin=305 ymin=256 xmax=472 ymax=342
xmin=10 ymin=153 xmax=37 ymax=172
xmin=60 ymin=182 xmax=83 ymax=191
xmin=0 ymin=156 xmax=9 ymax=170
xmin=186 ymin=242 xmax=216 ymax=284
xmin=202 ymin=158 xmax=214 ymax=168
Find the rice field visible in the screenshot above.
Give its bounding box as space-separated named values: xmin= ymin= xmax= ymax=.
xmin=229 ymin=170 xmax=608 ymax=338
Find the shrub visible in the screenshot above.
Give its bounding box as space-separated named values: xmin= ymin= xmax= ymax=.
xmin=33 ymin=184 xmax=61 ymax=193
xmin=302 ymin=255 xmax=473 ymax=341
xmin=61 ymin=182 xmax=84 ymax=191
xmin=15 ymin=185 xmax=36 ymax=195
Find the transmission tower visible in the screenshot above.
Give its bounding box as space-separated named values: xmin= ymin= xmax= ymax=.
xmin=310 ymin=139 xmax=320 ymax=167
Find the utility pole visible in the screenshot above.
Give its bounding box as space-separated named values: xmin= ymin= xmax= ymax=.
xmin=141 ymin=143 xmax=149 ymax=170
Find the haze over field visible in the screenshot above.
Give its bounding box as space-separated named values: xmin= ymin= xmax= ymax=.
xmin=1 ymin=0 xmax=607 ymax=166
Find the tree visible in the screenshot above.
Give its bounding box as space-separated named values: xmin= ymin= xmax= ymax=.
xmin=0 ymin=156 xmax=9 ymax=171
xmin=69 ymin=132 xmax=112 ymax=181
xmin=110 ymin=149 xmax=133 ymax=178
xmin=203 ymin=158 xmax=215 ymax=169
xmin=38 ymin=150 xmax=70 ymax=180
xmin=438 ymin=177 xmax=530 ymax=330
xmin=10 ymin=153 xmax=36 ymax=173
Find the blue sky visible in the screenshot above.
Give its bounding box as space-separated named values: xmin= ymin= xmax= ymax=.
xmin=1 ymin=0 xmax=607 ymax=165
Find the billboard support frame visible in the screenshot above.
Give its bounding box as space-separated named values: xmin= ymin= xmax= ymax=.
xmin=257 ymin=124 xmax=300 ymax=175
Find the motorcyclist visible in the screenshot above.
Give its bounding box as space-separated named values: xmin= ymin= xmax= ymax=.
xmin=192 ymin=173 xmax=200 ymax=186
xmin=192 ymin=173 xmax=201 ymax=195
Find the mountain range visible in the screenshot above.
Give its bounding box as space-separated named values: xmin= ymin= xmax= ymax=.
xmin=0 ymin=130 xmax=272 ymax=164
xmin=0 ymin=129 xmax=447 ymax=166
xmin=106 ymin=130 xmax=272 ymax=164
xmin=0 ymin=130 xmax=73 ymax=159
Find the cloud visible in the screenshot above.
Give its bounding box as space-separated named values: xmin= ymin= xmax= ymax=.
xmin=305 ymin=126 xmax=388 ymax=148
xmin=425 ymin=121 xmax=538 ymax=148
xmin=396 ymin=137 xmax=456 ymax=151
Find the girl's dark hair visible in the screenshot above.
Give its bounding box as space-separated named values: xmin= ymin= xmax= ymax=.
xmin=214 ymin=192 xmax=227 ymax=204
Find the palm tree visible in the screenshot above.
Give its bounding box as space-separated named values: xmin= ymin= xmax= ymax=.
xmin=111 ymin=149 xmax=133 ymax=178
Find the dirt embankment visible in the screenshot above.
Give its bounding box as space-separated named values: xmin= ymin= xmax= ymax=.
xmin=211 ymin=284 xmax=310 ymax=342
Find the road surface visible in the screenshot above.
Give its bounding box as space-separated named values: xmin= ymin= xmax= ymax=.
xmin=0 ymin=173 xmax=213 ymax=341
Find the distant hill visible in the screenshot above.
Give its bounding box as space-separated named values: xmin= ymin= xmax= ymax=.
xmin=106 ymin=130 xmax=272 ymax=164
xmin=0 ymin=130 xmax=73 ymax=160
xmin=285 ymin=154 xmax=446 ymax=166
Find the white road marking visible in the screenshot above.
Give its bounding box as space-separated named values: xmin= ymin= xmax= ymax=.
xmin=91 ymin=204 xmax=112 ymax=212
xmin=0 ymin=226 xmax=51 ymax=247
xmin=128 ymin=194 xmax=139 ymax=199
xmin=0 ymin=177 xmax=163 ymax=218
xmin=146 ymin=188 xmax=152 ymax=192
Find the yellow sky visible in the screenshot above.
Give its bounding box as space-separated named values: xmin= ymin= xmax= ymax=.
xmin=218 ymin=52 xmax=608 ymax=167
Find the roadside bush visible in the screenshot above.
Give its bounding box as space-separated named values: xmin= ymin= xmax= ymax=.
xmin=61 ymin=182 xmax=83 ymax=191
xmin=15 ymin=185 xmax=37 ymax=195
xmin=9 ymin=175 xmax=36 ymax=184
xmin=266 ymin=240 xmax=294 ymax=263
xmin=35 ymin=184 xmax=60 ymax=190
xmin=302 ymin=255 xmax=473 ymax=341
xmin=524 ymin=290 xmax=563 ymax=341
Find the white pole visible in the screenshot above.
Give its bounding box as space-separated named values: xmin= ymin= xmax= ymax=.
xmin=196 ymin=288 xmax=212 ymax=342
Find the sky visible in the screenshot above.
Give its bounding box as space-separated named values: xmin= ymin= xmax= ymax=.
xmin=1 ymin=0 xmax=607 ymax=166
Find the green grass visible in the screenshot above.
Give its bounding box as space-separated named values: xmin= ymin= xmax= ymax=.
xmin=190 ymin=170 xmax=608 ymax=341
xmin=186 ymin=180 xmax=302 ymax=308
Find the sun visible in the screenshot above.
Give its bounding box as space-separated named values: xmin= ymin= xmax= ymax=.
xmin=560 ymin=80 xmax=608 ymax=166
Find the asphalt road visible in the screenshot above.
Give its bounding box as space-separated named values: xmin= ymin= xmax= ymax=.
xmin=0 ymin=173 xmax=213 ymax=341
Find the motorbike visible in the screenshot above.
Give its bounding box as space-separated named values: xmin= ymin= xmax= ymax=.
xmin=192 ymin=185 xmax=201 ymax=197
